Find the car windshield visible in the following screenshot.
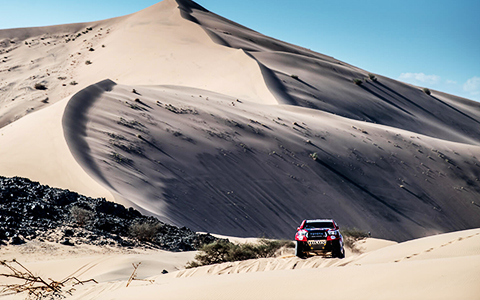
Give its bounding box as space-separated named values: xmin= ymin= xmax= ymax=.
xmin=305 ymin=221 xmax=334 ymax=229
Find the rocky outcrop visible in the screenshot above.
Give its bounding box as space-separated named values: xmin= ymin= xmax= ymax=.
xmin=0 ymin=176 xmax=217 ymax=251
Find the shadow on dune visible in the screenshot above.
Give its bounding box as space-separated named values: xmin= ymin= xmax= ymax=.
xmin=61 ymin=79 xmax=480 ymax=241
xmin=63 ymin=79 xmax=118 ymax=192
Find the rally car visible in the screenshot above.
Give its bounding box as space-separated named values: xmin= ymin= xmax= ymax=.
xmin=294 ymin=219 xmax=345 ymax=258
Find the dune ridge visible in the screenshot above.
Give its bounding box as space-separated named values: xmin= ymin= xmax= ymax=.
xmin=178 ymin=1 xmax=480 ymax=145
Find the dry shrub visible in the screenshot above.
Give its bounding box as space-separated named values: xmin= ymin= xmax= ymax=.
xmin=341 ymin=227 xmax=370 ymax=253
xmin=353 ymin=78 xmax=363 ymax=85
xmin=34 ymin=83 xmax=47 ymax=90
xmin=70 ymin=206 xmax=93 ymax=226
xmin=186 ymin=239 xmax=294 ymax=268
xmin=129 ymin=222 xmax=161 ymax=242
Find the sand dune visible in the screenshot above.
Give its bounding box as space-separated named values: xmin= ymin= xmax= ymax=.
xmin=1 ymin=0 xmax=480 ymax=241
xmin=180 ymin=2 xmax=480 ymax=145
xmin=1 ymin=0 xmax=480 ymax=298
xmin=0 ymin=95 xmax=113 ymax=200
xmin=0 ymin=0 xmax=275 ymax=128
xmin=56 ymin=81 xmax=480 ymax=241
xmin=1 ymin=229 xmax=478 ymax=299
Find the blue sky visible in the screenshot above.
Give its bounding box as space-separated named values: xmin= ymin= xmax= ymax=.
xmin=2 ymin=0 xmax=479 ymax=101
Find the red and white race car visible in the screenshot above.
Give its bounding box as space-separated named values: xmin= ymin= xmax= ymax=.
xmin=295 ymin=219 xmax=345 ymax=258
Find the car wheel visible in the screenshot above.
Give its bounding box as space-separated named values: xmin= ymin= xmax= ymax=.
xmin=295 ymin=241 xmax=304 ymax=258
xmin=332 ymin=242 xmax=345 ymax=259
xmin=338 ymin=246 xmax=345 ymax=259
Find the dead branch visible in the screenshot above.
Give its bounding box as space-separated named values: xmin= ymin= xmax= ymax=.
xmin=0 ymin=259 xmax=97 ymax=299
xmin=126 ymin=262 xmax=140 ymax=287
xmin=126 ymin=262 xmax=154 ymax=287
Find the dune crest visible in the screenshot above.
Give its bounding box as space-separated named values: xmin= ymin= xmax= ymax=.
xmin=0 ymin=0 xmax=276 ymax=128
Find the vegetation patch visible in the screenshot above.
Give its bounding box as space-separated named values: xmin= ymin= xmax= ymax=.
xmin=163 ymin=104 xmax=198 ymax=114
xmin=34 ymin=83 xmax=47 ymax=90
xmin=125 ymin=101 xmax=142 ymax=110
xmin=353 ymin=78 xmax=363 ymax=85
xmin=109 ymin=140 xmax=144 ymax=156
xmin=70 ymin=206 xmax=93 ymax=226
xmin=341 ymin=227 xmax=370 ymax=252
xmin=129 ymin=221 xmax=161 ymax=242
xmin=106 ymin=132 xmax=126 ymax=140
xmin=117 ymin=117 xmax=147 ymax=132
xmin=186 ymin=239 xmax=294 ymax=268
xmin=110 ymin=151 xmax=133 ymax=164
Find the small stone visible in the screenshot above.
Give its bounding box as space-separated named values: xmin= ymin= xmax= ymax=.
xmin=10 ymin=235 xmax=26 ymax=245
xmin=61 ymin=238 xmax=74 ymax=246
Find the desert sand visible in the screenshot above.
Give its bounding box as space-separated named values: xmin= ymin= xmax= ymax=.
xmin=1 ymin=0 xmax=479 ymax=241
xmin=1 ymin=0 xmax=480 ymax=298
xmin=1 ymin=229 xmax=479 ymax=299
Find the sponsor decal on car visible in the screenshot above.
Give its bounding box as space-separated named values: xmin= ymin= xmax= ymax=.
xmin=308 ymin=240 xmax=326 ymax=245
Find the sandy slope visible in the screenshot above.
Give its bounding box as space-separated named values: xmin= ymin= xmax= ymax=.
xmin=59 ymin=81 xmax=480 ymax=241
xmin=0 ymin=95 xmax=113 ymax=200
xmin=1 ymin=0 xmax=480 ymax=241
xmin=1 ymin=229 xmax=478 ymax=300
xmin=0 ymin=0 xmax=274 ymax=202
xmin=1 ymin=0 xmax=479 ymax=298
xmin=181 ymin=2 xmax=480 ymax=145
xmin=0 ymin=0 xmax=274 ymax=128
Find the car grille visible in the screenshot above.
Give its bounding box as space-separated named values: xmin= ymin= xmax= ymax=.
xmin=307 ymin=231 xmax=327 ymax=239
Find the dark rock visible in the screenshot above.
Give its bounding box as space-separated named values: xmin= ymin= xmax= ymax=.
xmin=0 ymin=176 xmax=219 ymax=251
xmin=61 ymin=238 xmax=74 ymax=246
xmin=64 ymin=229 xmax=74 ymax=237
xmin=10 ymin=235 xmax=25 ymax=245
xmin=161 ymin=269 xmax=168 ymax=274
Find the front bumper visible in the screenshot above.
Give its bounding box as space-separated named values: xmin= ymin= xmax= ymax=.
xmin=304 ymin=239 xmax=337 ymax=251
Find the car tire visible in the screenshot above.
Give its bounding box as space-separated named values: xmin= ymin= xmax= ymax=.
xmin=332 ymin=242 xmax=345 ymax=259
xmin=295 ymin=241 xmax=304 ymax=258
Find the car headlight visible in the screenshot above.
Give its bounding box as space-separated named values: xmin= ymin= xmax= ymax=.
xmin=297 ymin=230 xmax=307 ymax=238
xmin=328 ymin=230 xmax=338 ymax=236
